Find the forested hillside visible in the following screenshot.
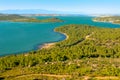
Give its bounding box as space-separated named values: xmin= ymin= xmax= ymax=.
xmin=0 ymin=24 xmax=120 ymax=80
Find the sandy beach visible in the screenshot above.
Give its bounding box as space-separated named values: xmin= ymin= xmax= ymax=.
xmin=62 ymin=33 xmax=69 ymax=40
xmin=40 ymin=43 xmax=55 ymax=49
xmin=40 ymin=32 xmax=69 ymax=49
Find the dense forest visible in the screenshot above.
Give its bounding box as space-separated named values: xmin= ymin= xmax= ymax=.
xmin=93 ymin=16 xmax=120 ymax=24
xmin=0 ymin=24 xmax=120 ymax=80
xmin=0 ymin=14 xmax=63 ymax=22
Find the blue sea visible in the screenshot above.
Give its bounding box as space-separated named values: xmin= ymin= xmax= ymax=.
xmin=0 ymin=16 xmax=120 ymax=56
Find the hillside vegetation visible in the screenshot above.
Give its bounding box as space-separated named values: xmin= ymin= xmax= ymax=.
xmin=0 ymin=14 xmax=63 ymax=22
xmin=0 ymin=24 xmax=120 ymax=80
xmin=93 ymin=16 xmax=120 ymax=24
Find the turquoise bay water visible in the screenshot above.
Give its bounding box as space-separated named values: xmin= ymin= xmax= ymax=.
xmin=0 ymin=16 xmax=120 ymax=56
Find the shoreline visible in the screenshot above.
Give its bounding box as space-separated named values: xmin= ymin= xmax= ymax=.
xmin=39 ymin=31 xmax=69 ymax=49
xmin=93 ymin=19 xmax=120 ymax=25
xmin=39 ymin=43 xmax=56 ymax=49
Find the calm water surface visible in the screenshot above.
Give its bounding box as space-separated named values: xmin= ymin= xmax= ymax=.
xmin=0 ymin=16 xmax=120 ymax=56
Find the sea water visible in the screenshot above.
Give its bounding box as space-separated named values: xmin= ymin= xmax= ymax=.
xmin=0 ymin=16 xmax=120 ymax=56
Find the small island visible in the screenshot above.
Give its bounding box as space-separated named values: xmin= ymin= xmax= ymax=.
xmin=93 ymin=16 xmax=120 ymax=24
xmin=0 ymin=14 xmax=63 ymax=23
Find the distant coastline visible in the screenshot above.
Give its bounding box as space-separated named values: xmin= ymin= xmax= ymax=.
xmin=93 ymin=16 xmax=120 ymax=25
xmin=0 ymin=14 xmax=63 ymax=23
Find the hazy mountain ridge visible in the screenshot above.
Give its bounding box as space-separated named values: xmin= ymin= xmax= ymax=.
xmin=0 ymin=9 xmax=79 ymax=14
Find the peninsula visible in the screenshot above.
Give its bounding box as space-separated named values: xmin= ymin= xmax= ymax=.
xmin=0 ymin=24 xmax=120 ymax=80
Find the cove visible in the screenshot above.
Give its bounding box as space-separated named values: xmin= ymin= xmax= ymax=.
xmin=0 ymin=16 xmax=120 ymax=56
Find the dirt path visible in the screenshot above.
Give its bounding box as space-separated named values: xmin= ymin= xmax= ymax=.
xmin=95 ymin=76 xmax=120 ymax=79
xmin=40 ymin=32 xmax=94 ymax=49
xmin=14 ymin=73 xmax=71 ymax=79
xmin=83 ymin=76 xmax=120 ymax=80
xmin=14 ymin=74 xmax=120 ymax=80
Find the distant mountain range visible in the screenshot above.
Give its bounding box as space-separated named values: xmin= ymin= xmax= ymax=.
xmin=0 ymin=9 xmax=80 ymax=14
xmin=0 ymin=9 xmax=118 ymax=16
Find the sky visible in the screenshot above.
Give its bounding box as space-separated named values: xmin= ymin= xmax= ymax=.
xmin=0 ymin=0 xmax=119 ymax=14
